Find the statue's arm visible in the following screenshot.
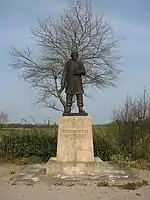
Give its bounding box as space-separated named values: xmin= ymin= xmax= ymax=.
xmin=78 ymin=62 xmax=86 ymax=76
xmin=61 ymin=62 xmax=68 ymax=88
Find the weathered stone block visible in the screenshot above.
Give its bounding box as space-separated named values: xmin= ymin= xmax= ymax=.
xmin=56 ymin=116 xmax=94 ymax=162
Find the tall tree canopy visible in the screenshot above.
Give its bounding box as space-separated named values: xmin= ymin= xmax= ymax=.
xmin=10 ymin=0 xmax=121 ymax=111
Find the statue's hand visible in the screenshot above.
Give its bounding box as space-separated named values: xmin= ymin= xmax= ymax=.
xmin=74 ymin=68 xmax=85 ymax=76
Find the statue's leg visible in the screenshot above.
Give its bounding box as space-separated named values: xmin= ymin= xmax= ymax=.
xmin=65 ymin=93 xmax=73 ymax=113
xmin=76 ymin=94 xmax=85 ymax=113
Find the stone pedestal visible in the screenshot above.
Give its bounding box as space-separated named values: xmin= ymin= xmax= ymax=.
xmin=46 ymin=115 xmax=102 ymax=177
xmin=57 ymin=115 xmax=94 ymax=162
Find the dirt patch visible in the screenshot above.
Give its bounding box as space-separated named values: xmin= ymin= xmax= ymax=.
xmin=0 ymin=164 xmax=25 ymax=182
xmin=0 ymin=163 xmax=150 ymax=200
xmin=132 ymin=169 xmax=150 ymax=182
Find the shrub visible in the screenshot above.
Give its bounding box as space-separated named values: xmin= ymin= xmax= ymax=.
xmin=93 ymin=126 xmax=118 ymax=161
xmin=0 ymin=129 xmax=57 ymax=161
xmin=113 ymin=90 xmax=150 ymax=161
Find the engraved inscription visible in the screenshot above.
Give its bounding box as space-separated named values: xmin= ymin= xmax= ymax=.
xmin=64 ymin=134 xmax=88 ymax=139
xmin=61 ymin=129 xmax=88 ymax=134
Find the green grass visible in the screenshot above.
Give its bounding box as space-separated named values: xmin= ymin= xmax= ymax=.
xmin=0 ymin=127 xmax=58 ymax=136
xmin=110 ymin=159 xmax=150 ymax=170
xmin=97 ymin=180 xmax=149 ymax=190
xmin=0 ymin=155 xmax=47 ymax=165
xmin=0 ymin=124 xmax=118 ymax=142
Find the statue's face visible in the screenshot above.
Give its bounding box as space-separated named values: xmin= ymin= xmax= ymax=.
xmin=71 ymin=53 xmax=78 ymax=61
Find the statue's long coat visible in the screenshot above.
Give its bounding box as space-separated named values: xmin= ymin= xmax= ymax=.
xmin=61 ymin=59 xmax=86 ymax=94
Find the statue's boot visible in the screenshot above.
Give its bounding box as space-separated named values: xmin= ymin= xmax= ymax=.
xmin=79 ymin=107 xmax=86 ymax=114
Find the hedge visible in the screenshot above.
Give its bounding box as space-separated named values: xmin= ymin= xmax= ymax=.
xmin=0 ymin=127 xmax=118 ymax=162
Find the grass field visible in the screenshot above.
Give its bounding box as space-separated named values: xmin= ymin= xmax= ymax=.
xmin=0 ymin=123 xmax=118 ymax=134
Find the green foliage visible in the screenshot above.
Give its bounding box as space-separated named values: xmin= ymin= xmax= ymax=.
xmin=93 ymin=124 xmax=119 ymax=161
xmin=117 ymin=121 xmax=150 ymax=160
xmin=113 ymin=90 xmax=150 ymax=161
xmin=110 ymin=159 xmax=150 ymax=170
xmin=0 ymin=121 xmax=149 ymax=165
xmin=0 ymin=124 xmax=118 ymax=163
xmin=0 ymin=129 xmax=57 ymax=161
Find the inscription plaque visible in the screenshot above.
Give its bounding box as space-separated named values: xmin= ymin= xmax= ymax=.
xmin=63 ymin=134 xmax=88 ymax=140
xmin=61 ymin=129 xmax=88 ymax=134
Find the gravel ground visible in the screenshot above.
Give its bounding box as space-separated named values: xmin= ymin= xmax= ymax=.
xmin=0 ymin=182 xmax=150 ymax=200
xmin=0 ymin=164 xmax=150 ymax=200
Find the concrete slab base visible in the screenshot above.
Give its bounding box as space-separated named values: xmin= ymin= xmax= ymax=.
xmin=45 ymin=159 xmax=104 ymax=178
xmin=45 ymin=157 xmax=136 ymax=181
xmin=10 ymin=162 xmax=138 ymax=186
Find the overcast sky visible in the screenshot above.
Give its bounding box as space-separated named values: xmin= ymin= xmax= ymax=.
xmin=0 ymin=0 xmax=150 ymax=124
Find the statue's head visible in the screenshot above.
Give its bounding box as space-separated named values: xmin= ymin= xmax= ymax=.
xmin=71 ymin=51 xmax=78 ymax=61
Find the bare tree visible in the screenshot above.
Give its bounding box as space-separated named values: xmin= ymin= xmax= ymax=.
xmin=113 ymin=89 xmax=150 ymax=159
xmin=113 ymin=89 xmax=150 ymax=124
xmin=10 ymin=0 xmax=121 ymax=111
xmin=0 ymin=111 xmax=9 ymax=124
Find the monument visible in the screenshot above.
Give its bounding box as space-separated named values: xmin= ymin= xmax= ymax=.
xmin=9 ymin=51 xmax=134 ymax=183
xmin=46 ymin=51 xmax=102 ymax=177
xmin=60 ymin=51 xmax=86 ymax=115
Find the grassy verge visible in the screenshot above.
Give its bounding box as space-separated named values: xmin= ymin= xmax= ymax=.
xmin=0 ymin=155 xmax=48 ymax=165
xmin=110 ymin=159 xmax=150 ymax=170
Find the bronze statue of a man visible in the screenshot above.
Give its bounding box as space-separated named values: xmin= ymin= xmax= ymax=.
xmin=60 ymin=51 xmax=86 ymax=114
